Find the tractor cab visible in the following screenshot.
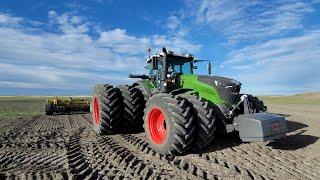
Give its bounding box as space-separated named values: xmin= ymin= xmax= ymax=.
xmin=145 ymin=48 xmax=212 ymax=93
xmin=145 ymin=50 xmax=193 ymax=91
xmin=146 ymin=51 xmax=194 ymax=75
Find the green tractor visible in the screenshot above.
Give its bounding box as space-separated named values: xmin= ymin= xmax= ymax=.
xmin=91 ymin=48 xmax=287 ymax=155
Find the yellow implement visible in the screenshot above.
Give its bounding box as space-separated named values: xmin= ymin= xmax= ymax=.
xmin=44 ymin=97 xmax=90 ymax=115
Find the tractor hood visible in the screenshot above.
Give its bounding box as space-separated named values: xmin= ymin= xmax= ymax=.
xmin=198 ymin=75 xmax=241 ymax=87
xmin=198 ymin=75 xmax=241 ymax=106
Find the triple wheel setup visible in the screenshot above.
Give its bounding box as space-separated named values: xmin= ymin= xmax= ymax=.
xmin=91 ymin=84 xmax=217 ymax=155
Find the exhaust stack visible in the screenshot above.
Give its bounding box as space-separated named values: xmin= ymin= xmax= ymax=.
xmin=160 ymin=47 xmax=169 ymax=93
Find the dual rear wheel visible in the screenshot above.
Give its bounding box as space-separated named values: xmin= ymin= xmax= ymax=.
xmin=91 ymin=84 xmax=122 ymax=134
xmin=144 ymin=94 xmax=196 ymax=155
xmin=91 ymin=84 xmax=145 ymax=134
xmin=91 ymin=84 xmax=217 ymax=155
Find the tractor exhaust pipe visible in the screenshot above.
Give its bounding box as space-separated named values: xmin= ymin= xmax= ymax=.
xmin=160 ymin=47 xmax=169 ymax=93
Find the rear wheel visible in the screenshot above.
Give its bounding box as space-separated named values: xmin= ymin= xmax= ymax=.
xmin=118 ymin=85 xmax=144 ymax=132
xmin=144 ymin=94 xmax=195 ymax=155
xmin=44 ymin=103 xmax=54 ymax=115
xmin=178 ymin=93 xmax=216 ymax=152
xmin=92 ymin=84 xmax=122 ymax=135
xmin=248 ymin=95 xmax=267 ymax=113
xmin=133 ymin=82 xmax=151 ymax=102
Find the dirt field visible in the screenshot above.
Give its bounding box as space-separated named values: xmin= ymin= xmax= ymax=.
xmin=0 ymin=95 xmax=319 ymax=179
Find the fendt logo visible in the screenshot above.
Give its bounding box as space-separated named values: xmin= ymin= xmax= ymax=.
xmin=271 ymin=121 xmax=281 ymax=133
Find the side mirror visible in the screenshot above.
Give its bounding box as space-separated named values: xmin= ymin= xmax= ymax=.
xmin=151 ymin=57 xmax=157 ymax=70
xmin=207 ymin=62 xmax=212 ymax=75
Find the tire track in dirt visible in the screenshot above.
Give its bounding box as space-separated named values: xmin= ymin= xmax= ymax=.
xmin=0 ymin=115 xmax=42 ymax=142
xmin=0 ymin=115 xmax=81 ymax=179
xmin=234 ymin=143 xmax=306 ymax=178
xmin=0 ymin=150 xmax=68 ymax=178
xmin=80 ymin=113 xmax=92 ymax=125
xmin=83 ymin=139 xmax=131 ymax=179
xmin=203 ymin=142 xmax=314 ymax=179
xmin=114 ymin=134 xmax=193 ymax=179
xmin=202 ymin=141 xmax=319 ymax=179
xmin=94 ymin=135 xmax=157 ymax=179
xmin=195 ymin=152 xmax=266 ymax=180
xmin=82 ymin=130 xmax=144 ymax=179
xmin=0 ymin=115 xmax=69 ymax=151
xmin=120 ymin=134 xmax=254 ymax=179
xmin=250 ymin=143 xmax=320 ymax=178
xmin=256 ymin=143 xmax=320 ymax=169
xmin=1 ymin=113 xmax=320 ymax=179
xmin=66 ymin=128 xmax=98 ymax=179
xmin=216 ymin=145 xmax=295 ymax=179
xmin=0 ymin=114 xmax=35 ymax=134
xmin=68 ymin=127 xmax=157 ymax=179
xmin=0 ymin=115 xmax=42 ymax=150
xmin=120 ymin=134 xmax=214 ymax=179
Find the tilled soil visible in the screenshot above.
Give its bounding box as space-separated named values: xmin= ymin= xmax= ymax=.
xmin=0 ymin=109 xmax=319 ymax=179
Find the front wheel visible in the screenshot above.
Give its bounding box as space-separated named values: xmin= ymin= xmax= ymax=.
xmin=143 ymin=94 xmax=195 ymax=155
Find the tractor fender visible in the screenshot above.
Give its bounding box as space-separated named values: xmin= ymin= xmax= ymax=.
xmin=169 ymin=88 xmax=193 ymax=95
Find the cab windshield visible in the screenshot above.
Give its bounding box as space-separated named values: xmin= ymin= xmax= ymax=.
xmin=167 ymin=56 xmax=193 ymax=74
xmin=170 ymin=62 xmax=192 ymax=74
xmin=149 ymin=56 xmax=193 ymax=75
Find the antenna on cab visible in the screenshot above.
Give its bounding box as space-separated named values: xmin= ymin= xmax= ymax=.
xmin=147 ymin=48 xmax=151 ymax=59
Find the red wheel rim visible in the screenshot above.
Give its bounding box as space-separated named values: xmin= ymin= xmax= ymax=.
xmin=93 ymin=96 xmax=100 ymax=125
xmin=148 ymin=107 xmax=166 ymax=144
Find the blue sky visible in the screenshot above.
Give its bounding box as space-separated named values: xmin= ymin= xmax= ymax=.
xmin=0 ymin=0 xmax=319 ymax=95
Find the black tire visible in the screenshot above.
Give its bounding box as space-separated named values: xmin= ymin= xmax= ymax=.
xmin=44 ymin=103 xmax=54 ymax=115
xmin=248 ymin=95 xmax=267 ymax=113
xmin=133 ymin=81 xmax=151 ymax=102
xmin=92 ymin=84 xmax=122 ymax=135
xmin=143 ymin=93 xmax=195 ymax=155
xmin=178 ymin=93 xmax=216 ymax=152
xmin=118 ymin=85 xmax=144 ymax=132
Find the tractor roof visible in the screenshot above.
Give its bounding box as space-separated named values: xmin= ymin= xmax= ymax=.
xmin=146 ymin=51 xmax=194 ymax=63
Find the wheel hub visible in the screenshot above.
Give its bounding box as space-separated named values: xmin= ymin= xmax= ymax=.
xmin=148 ymin=107 xmax=166 ymax=144
xmin=93 ymin=96 xmax=100 ymax=125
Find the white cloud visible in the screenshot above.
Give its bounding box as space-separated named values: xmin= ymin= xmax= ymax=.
xmin=194 ymin=0 xmax=315 ymax=43
xmin=0 ymin=13 xmax=23 ymax=26
xmin=167 ymin=14 xmax=189 ymax=38
xmin=167 ymin=15 xmax=182 ymax=32
xmin=151 ymin=35 xmax=200 ymax=53
xmin=48 ymin=11 xmax=89 ymax=35
xmin=147 ymin=14 xmax=201 ymax=53
xmin=0 ymin=11 xmax=200 ymax=93
xmin=98 ymin=28 xmax=150 ymax=55
xmin=48 ymin=10 xmax=57 ymax=18
xmin=0 ymin=61 xmax=132 ymax=91
xmin=221 ymin=30 xmax=320 ymax=95
xmin=224 ymin=30 xmax=320 ymax=67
